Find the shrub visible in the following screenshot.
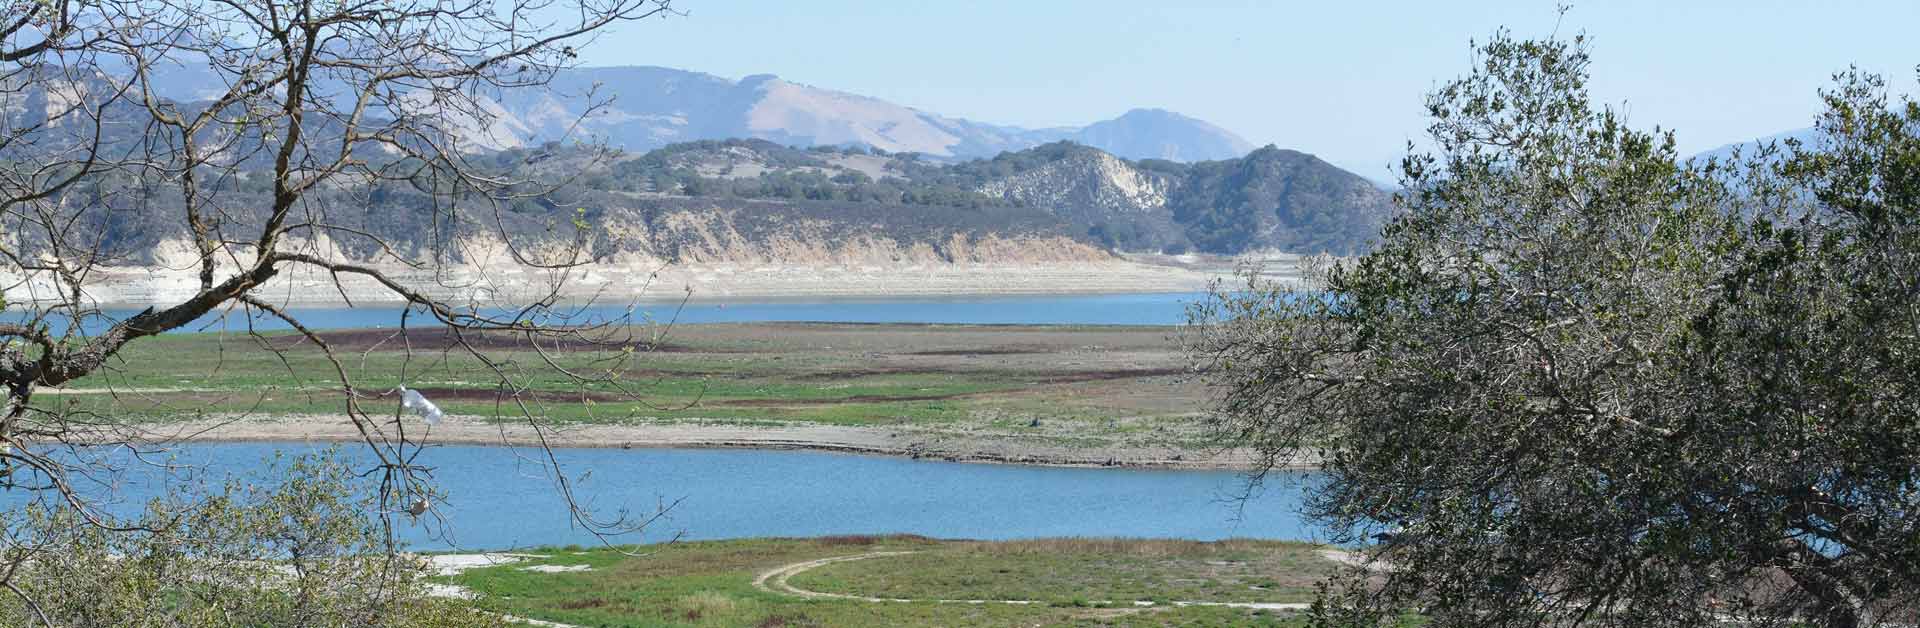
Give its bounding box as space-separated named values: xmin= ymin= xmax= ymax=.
xmin=0 ymin=451 xmax=502 ymax=628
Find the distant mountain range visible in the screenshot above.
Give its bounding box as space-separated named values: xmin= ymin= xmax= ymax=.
xmin=485 ymin=67 xmax=1257 ymax=161
xmin=3 ymin=58 xmax=1396 ymax=269
xmin=1694 ymin=127 xmax=1821 ymax=163
xmin=127 ymin=62 xmax=1257 ymax=163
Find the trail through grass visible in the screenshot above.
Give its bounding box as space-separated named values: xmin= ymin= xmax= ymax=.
xmin=445 ymin=536 xmax=1351 ymax=627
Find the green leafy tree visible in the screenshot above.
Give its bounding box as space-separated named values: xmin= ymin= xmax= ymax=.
xmin=1186 ymin=32 xmax=1920 ymax=627
xmin=0 ymin=451 xmax=503 ymax=627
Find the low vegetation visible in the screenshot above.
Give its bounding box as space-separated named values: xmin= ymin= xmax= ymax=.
xmin=50 ymin=322 xmax=1210 ymax=448
xmin=788 ymin=538 xmax=1338 ymax=605
xmin=447 ymin=536 xmax=1352 ymax=627
xmin=0 ymin=452 xmax=499 ymax=627
xmin=595 ymin=139 xmax=1011 ymax=209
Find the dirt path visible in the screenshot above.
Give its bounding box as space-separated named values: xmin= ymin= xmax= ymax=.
xmin=435 ymin=549 xmax=1321 ymax=625
xmin=751 ymin=551 xmax=928 ymax=602
xmin=751 ymin=551 xmax=1314 ymax=611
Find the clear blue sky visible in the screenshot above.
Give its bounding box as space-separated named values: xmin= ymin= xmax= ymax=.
xmin=581 ymin=0 xmax=1919 ymax=179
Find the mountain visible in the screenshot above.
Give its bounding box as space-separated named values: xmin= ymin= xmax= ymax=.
xmin=7 ymin=64 xmax=1387 ymax=299
xmin=491 ymin=68 xmax=1256 ymax=161
xmin=1165 ymin=146 xmax=1392 ymax=254
xmin=13 ymin=137 xmax=1391 ymax=277
xmin=1069 ymin=109 xmax=1256 ymax=162
xmin=485 ymin=66 xmax=757 ymax=152
xmin=1694 ymin=127 xmax=1821 ymax=164
xmin=130 ymin=63 xmax=1256 ymax=162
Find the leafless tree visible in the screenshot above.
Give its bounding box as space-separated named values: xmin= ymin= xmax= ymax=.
xmin=0 ymin=0 xmax=683 ymax=618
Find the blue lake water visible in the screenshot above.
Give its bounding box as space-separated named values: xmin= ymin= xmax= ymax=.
xmin=15 ymin=443 xmax=1322 ymax=551
xmin=3 ymin=292 xmax=1318 ymax=549
xmin=13 ymin=292 xmax=1209 ymax=335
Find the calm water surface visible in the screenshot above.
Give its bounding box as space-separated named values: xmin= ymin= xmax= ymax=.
xmin=18 ymin=443 xmax=1321 ymax=551
xmin=5 ymin=293 xmax=1311 ymax=549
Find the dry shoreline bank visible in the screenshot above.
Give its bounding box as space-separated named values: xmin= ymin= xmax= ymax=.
xmin=143 ymin=417 xmax=1299 ymax=471
xmin=18 ymin=261 xmax=1215 ymax=308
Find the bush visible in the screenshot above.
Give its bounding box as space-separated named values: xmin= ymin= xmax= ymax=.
xmin=0 ymin=450 xmax=502 ymax=628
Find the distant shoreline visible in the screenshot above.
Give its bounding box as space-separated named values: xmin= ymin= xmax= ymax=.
xmin=137 ymin=417 xmax=1298 ymax=471
xmin=80 ymin=282 xmax=1216 ymax=309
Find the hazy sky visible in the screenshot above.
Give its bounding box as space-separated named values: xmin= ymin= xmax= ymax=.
xmin=581 ymin=1 xmax=1919 ymax=179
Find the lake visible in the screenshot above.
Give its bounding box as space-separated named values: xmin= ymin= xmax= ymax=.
xmin=16 ymin=292 xmax=1210 ymax=335
xmin=4 ymin=292 xmax=1319 ymax=550
xmin=20 ymin=443 xmax=1321 ymax=551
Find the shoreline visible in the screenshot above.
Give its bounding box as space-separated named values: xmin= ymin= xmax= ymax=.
xmin=15 ymin=261 xmax=1231 ymax=309
xmin=139 ymin=417 xmax=1299 ymax=471
xmin=70 ymin=278 xmax=1219 ymax=309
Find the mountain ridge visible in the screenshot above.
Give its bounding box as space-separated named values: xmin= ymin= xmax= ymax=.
xmin=3 ymin=63 xmax=1389 ymax=309
xmin=127 ymin=61 xmax=1258 ymax=163
xmin=588 ymin=138 xmax=1392 ymax=256
xmin=1693 ymin=127 xmax=1821 ymax=164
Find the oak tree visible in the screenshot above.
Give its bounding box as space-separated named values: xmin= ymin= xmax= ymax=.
xmin=1187 ymin=33 xmax=1920 ymax=627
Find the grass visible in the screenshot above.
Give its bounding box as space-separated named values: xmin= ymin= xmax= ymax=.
xmin=446 ymin=536 xmax=1338 ymax=627
xmin=787 ymin=538 xmax=1338 ymax=605
xmin=44 ymin=322 xmax=1215 ymax=448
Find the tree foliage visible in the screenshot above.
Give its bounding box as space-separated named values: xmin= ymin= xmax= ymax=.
xmin=1186 ymin=32 xmax=1920 ymax=627
xmin=0 ymin=451 xmax=502 ymax=627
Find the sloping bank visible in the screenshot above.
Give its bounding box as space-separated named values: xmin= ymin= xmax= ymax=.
xmin=143 ymin=416 xmax=1303 ymax=470
xmin=3 ymin=197 xmax=1242 ymax=307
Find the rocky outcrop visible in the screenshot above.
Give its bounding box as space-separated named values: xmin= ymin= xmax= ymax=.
xmin=979 ymin=149 xmax=1174 ymax=225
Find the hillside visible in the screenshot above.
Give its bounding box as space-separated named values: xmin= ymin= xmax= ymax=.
xmin=6 ymin=130 xmax=1387 ymax=273
xmin=2 ymin=104 xmax=1382 ymax=305
xmin=540 ymin=139 xmax=1392 ymax=256
xmin=468 ymin=138 xmax=1392 ymax=256
xmin=1164 ymin=146 xmax=1394 ymax=254
xmin=4 ymin=61 xmax=1388 ymax=302
xmin=972 ymin=144 xmax=1392 ymax=255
